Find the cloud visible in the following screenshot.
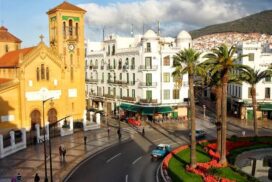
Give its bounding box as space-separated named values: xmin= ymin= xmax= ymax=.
xmin=79 ymin=0 xmax=249 ymax=40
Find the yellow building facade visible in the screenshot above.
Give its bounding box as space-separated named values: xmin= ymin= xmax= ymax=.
xmin=0 ymin=2 xmax=86 ymax=130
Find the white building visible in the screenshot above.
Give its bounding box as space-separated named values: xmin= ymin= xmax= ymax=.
xmin=85 ymin=30 xmax=192 ymax=119
xmin=227 ymin=42 xmax=272 ymax=120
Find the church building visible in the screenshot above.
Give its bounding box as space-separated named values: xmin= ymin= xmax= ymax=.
xmin=0 ymin=2 xmax=86 ymax=130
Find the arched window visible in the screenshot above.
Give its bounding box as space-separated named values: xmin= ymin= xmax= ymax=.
xmin=41 ymin=64 xmax=45 ymax=80
xmin=63 ymin=22 xmax=66 ymax=38
xmin=69 ymin=19 xmax=73 ymax=36
xmin=76 ymin=23 xmax=79 ymax=36
xmin=46 ymin=67 xmax=49 ymax=80
xmin=36 ymin=67 xmax=40 ymax=81
xmin=95 ymin=59 xmax=98 ymax=67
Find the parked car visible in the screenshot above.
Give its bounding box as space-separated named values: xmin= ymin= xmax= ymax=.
xmin=151 ymin=144 xmax=171 ymax=159
xmin=128 ymin=118 xmax=141 ymax=126
xmin=189 ymin=129 xmax=206 ymax=139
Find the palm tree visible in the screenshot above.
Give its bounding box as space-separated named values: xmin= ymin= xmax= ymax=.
xmin=172 ymin=48 xmax=204 ymax=168
xmin=204 ymin=44 xmax=245 ymax=165
xmin=239 ymin=67 xmax=272 ymax=136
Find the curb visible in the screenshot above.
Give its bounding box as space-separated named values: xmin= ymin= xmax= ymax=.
xmin=62 ymin=137 xmax=132 ymax=181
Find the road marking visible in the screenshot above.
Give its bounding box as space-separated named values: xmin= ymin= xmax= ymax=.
xmin=106 ymin=153 xmax=122 ymax=163
xmin=125 ymin=174 xmax=128 ymax=182
xmin=132 ymin=156 xmax=142 ymax=165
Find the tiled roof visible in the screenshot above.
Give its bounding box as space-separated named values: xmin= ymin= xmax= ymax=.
xmin=47 ymin=1 xmax=86 ymax=14
xmin=0 ymin=47 xmax=36 ymax=68
xmin=0 ymin=78 xmax=13 ymax=84
xmin=0 ymin=26 xmax=22 ymax=43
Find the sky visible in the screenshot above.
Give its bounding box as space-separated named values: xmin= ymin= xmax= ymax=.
xmin=0 ymin=0 xmax=271 ymax=47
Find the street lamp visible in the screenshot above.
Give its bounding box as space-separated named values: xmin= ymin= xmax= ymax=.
xmin=42 ymin=97 xmax=54 ymax=182
xmin=203 ymin=105 xmax=206 ymax=119
xmin=115 ymin=98 xmax=120 ymax=128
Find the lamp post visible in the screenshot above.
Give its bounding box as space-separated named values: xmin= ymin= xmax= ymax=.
xmin=203 ymin=105 xmax=206 ymax=119
xmin=42 ymin=97 xmax=54 ymax=182
xmin=115 ymin=98 xmax=120 ymax=128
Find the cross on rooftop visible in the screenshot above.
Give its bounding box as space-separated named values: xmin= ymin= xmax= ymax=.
xmin=39 ymin=34 xmax=44 ymax=42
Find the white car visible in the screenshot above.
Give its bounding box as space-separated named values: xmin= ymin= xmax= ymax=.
xmin=189 ymin=130 xmax=206 ymax=139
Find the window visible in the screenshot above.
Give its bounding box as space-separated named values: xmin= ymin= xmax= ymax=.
xmin=163 ymin=56 xmax=170 ymax=66
xmin=248 ymin=53 xmax=254 ymax=61
xmin=127 ymin=73 xmax=129 ymax=83
xmin=63 ymin=22 xmax=66 ymax=38
xmin=107 ymin=73 xmax=111 ymax=81
xmin=108 ymin=87 xmax=110 ymax=95
xmin=119 ymin=73 xmax=122 ymax=80
xmin=113 ymin=59 xmax=116 ymax=69
xmin=70 ymin=54 xmax=73 ymax=65
xmin=173 ymin=89 xmax=180 ymax=99
xmin=125 ymin=58 xmax=129 ymax=68
xmin=113 ymin=87 xmax=116 ymax=96
xmin=75 ymin=23 xmax=79 ymax=36
xmin=41 ymin=64 xmax=45 ymax=80
xmin=36 ymin=67 xmax=40 ymax=81
xmin=164 ymin=90 xmax=170 ymax=100
xmin=118 ymin=59 xmax=122 ymax=69
xmin=146 ymin=42 xmax=151 ymax=52
xmin=113 ymin=73 xmax=116 ymax=82
xmin=120 ymin=88 xmax=122 ymax=98
xmin=146 ymin=73 xmax=152 ymax=85
xmin=103 ymin=87 xmax=104 ymax=95
xmin=46 ymin=67 xmax=49 ymax=80
xmin=163 ymin=73 xmax=170 ymax=82
xmin=265 ymin=87 xmax=270 ymax=99
xmin=112 ymin=45 xmax=115 ymax=55
xmin=133 ymin=73 xmax=135 ymax=84
xmin=127 ymin=89 xmax=129 ymax=97
xmin=70 ymin=67 xmax=74 ymax=81
xmin=248 ymin=87 xmax=252 ymax=98
xmin=132 ymin=89 xmax=135 ymax=98
xmin=5 ymin=45 xmax=8 ymax=53
xmin=102 ymin=73 xmax=104 ymax=83
xmin=145 ymin=57 xmax=152 ymax=68
xmin=146 ymin=90 xmax=152 ymax=100
xmin=131 ymin=57 xmax=135 ymax=69
xmin=69 ymin=19 xmax=73 ymax=36
xmin=265 ymin=77 xmax=271 ymax=82
xmin=95 ymin=59 xmax=98 ymax=67
xmin=108 ymin=45 xmax=110 ymax=55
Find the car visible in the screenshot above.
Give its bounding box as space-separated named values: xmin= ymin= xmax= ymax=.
xmin=151 ymin=144 xmax=171 ymax=159
xmin=128 ymin=118 xmax=141 ymax=126
xmin=189 ymin=130 xmax=206 ymax=139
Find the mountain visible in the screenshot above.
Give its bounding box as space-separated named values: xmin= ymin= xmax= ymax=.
xmin=190 ymin=10 xmax=272 ymax=39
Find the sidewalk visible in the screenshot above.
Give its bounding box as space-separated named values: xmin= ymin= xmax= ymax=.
xmin=0 ymin=125 xmax=131 ymax=182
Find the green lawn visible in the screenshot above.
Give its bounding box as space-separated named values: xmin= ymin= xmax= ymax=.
xmin=215 ymin=167 xmax=248 ymax=182
xmin=167 ymin=145 xmax=211 ymax=182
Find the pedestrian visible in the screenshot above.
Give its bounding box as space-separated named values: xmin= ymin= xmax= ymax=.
xmin=84 ymin=136 xmax=87 ymax=145
xmin=62 ymin=145 xmax=66 ymax=161
xmin=142 ymin=127 xmax=145 ymax=136
xmin=107 ymin=127 xmax=110 ymax=137
xmin=34 ymin=173 xmax=40 ymax=182
xmin=242 ymin=130 xmax=246 ymax=137
xmin=117 ymin=127 xmax=121 ymax=140
xmin=59 ymin=145 xmax=63 ymax=161
xmin=16 ymin=173 xmax=22 ymax=182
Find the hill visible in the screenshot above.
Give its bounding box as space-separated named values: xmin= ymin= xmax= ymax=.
xmin=190 ymin=10 xmax=272 ymax=39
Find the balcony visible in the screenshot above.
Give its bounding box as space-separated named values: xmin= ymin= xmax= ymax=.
xmin=138 ymin=65 xmax=158 ymax=71
xmin=107 ymin=65 xmax=113 ymax=70
xmin=138 ymin=82 xmax=157 ymax=88
xmin=86 ymin=79 xmax=99 ymax=83
xmin=139 ymin=99 xmax=158 ymax=104
xmin=121 ymin=96 xmax=136 ymax=102
xmin=122 ymin=65 xmax=129 ymax=71
xmin=100 ymin=66 xmax=104 ymax=70
xmin=104 ymin=94 xmax=115 ymax=99
xmin=92 ymin=66 xmax=98 ymax=70
xmin=145 ymin=48 xmax=151 ymax=53
xmin=130 ymin=65 xmax=135 ymax=70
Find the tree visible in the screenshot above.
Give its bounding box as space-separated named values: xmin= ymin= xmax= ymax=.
xmin=239 ymin=67 xmax=272 ymax=136
xmin=172 ymin=48 xmax=204 ymax=168
xmin=204 ymin=44 xmax=245 ymax=165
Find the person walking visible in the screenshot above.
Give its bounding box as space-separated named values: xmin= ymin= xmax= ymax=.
xmin=34 ymin=173 xmax=40 ymax=182
xmin=142 ymin=127 xmax=145 ymax=136
xmin=107 ymin=127 xmax=110 ymax=137
xmin=59 ymin=145 xmax=63 ymax=161
xmin=62 ymin=145 xmax=66 ymax=161
xmin=16 ymin=173 xmax=22 ymax=182
xmin=117 ymin=127 xmax=121 ymax=140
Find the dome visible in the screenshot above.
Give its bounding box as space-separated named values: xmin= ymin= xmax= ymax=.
xmin=177 ymin=30 xmax=191 ymax=40
xmin=143 ymin=29 xmax=157 ymax=38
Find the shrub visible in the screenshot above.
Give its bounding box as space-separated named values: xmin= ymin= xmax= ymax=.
xmin=230 ymin=135 xmax=238 ymax=142
xmin=207 ymin=167 xmax=222 ymax=176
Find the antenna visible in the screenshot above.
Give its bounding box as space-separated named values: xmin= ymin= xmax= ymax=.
xmin=131 ymin=24 xmax=134 ymax=37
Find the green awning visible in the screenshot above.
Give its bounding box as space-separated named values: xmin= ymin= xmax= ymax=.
xmin=141 ymin=107 xmax=157 ymax=115
xmin=259 ymin=103 xmax=272 ymax=111
xmin=120 ymin=103 xmax=141 ymax=112
xmin=157 ymin=106 xmax=172 ymax=113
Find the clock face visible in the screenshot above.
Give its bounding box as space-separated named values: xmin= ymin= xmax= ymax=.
xmin=68 ymin=44 xmax=75 ymax=51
